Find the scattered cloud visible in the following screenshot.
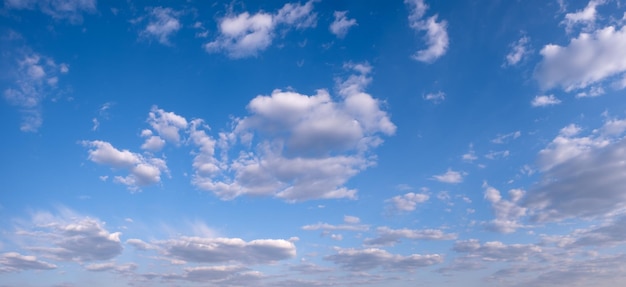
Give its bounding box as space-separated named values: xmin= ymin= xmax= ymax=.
xmin=3 ymin=49 xmax=68 ymax=132
xmin=504 ymin=36 xmax=531 ymax=66
xmin=330 ymin=11 xmax=357 ymax=39
xmin=205 ymin=1 xmax=317 ymax=58
xmin=82 ymin=140 xmax=169 ymax=190
xmin=432 ymin=169 xmax=464 ymax=184
xmin=159 ymin=236 xmax=296 ymax=264
xmin=525 ymin=118 xmax=626 ymax=222
xmin=483 ymin=183 xmax=527 ymax=233
xmin=531 ymin=95 xmax=561 ymax=107
xmin=561 ymin=0 xmax=605 ymax=33
xmin=453 ymin=239 xmax=542 ymax=262
xmin=0 ymin=252 xmax=57 ymax=273
xmin=364 ymin=227 xmax=457 ymax=246
xmin=301 ymin=222 xmax=369 ymax=232
xmin=4 ymin=0 xmax=96 ymax=23
xmin=535 ymin=25 xmax=626 ymax=91
xmin=575 ymin=86 xmax=605 ymax=98
xmin=405 ymin=0 xmax=449 ymax=63
xmin=492 ymin=131 xmax=521 ymax=144
xmin=325 ymin=247 xmax=443 ymax=271
xmin=386 ymin=192 xmax=430 ymax=212
xmin=15 ymin=208 xmax=123 ymax=262
xmin=140 ymin=7 xmax=182 ymax=45
xmin=423 ymin=91 xmax=445 ymax=103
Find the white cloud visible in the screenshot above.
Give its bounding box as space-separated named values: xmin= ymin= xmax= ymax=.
xmin=0 ymin=252 xmax=57 ymax=272
xmin=85 ymin=262 xmax=137 ymax=273
xmin=82 ymin=140 xmax=169 ymax=190
xmin=575 ymin=86 xmax=605 ymax=98
xmin=325 ymin=247 xmax=443 ymax=271
xmin=3 ymin=51 xmax=68 ymax=132
xmin=484 ymin=150 xmax=510 ymax=160
xmin=159 ymin=237 xmax=295 ymax=264
xmin=561 ymin=0 xmax=605 ymax=33
xmin=462 ymin=144 xmax=478 ymax=162
xmin=453 ymin=239 xmax=542 ymax=262
xmin=141 ymin=7 xmax=181 ymax=45
xmin=301 ymin=222 xmax=369 ymax=232
xmin=191 ymin=66 xmax=395 ymax=201
xmin=525 ymin=118 xmax=626 ymax=222
xmin=386 ymin=192 xmax=429 ymax=212
xmin=4 ymin=0 xmax=96 ymax=23
xmin=423 ymin=91 xmax=445 ymax=103
xmin=343 ymin=215 xmax=360 ymax=224
xmin=405 ymin=0 xmax=449 ymax=63
xmin=531 ymin=94 xmax=561 ymax=107
xmin=432 ymin=169 xmax=464 ymax=183
xmin=164 ymin=265 xmax=262 ymax=283
xmin=364 ymin=227 xmax=457 ymax=246
xmin=146 ymin=106 xmax=188 ymax=145
xmin=535 ymin=25 xmax=626 ymax=91
xmin=16 ymin=208 xmax=123 ymax=262
xmin=482 ymin=183 xmax=527 ymax=233
xmin=205 ymin=1 xmax=317 ymax=58
xmin=330 ymin=11 xmax=357 ymax=39
xmin=492 ymin=131 xmax=521 ymax=144
xmin=504 ymin=36 xmax=531 ymax=66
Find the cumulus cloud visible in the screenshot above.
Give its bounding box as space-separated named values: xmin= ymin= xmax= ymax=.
xmin=82 ymin=140 xmax=169 ymax=190
xmin=164 ymin=265 xmax=263 ymax=284
xmin=483 ymin=183 xmax=527 ymax=233
xmin=146 ymin=106 xmax=188 ymax=145
xmin=325 ymin=247 xmax=443 ymax=271
xmin=405 ymin=0 xmax=449 ymax=63
xmin=524 ymin=118 xmax=626 ymax=222
xmin=4 ymin=0 xmax=96 ymax=23
xmin=191 ymin=65 xmax=395 ymax=201
xmin=330 ymin=11 xmax=357 ymax=38
xmin=531 ymin=95 xmax=562 ymax=107
xmin=364 ymin=227 xmax=457 ymax=246
xmin=535 ymin=25 xmax=626 ymax=91
xmin=3 ymin=50 xmax=68 ymax=132
xmin=141 ymin=7 xmax=182 ymax=45
xmin=301 ymin=222 xmax=369 ymax=232
xmin=504 ymin=36 xmax=531 ymax=66
xmin=85 ymin=262 xmax=137 ymax=273
xmin=561 ymin=0 xmax=605 ymax=33
xmin=432 ymin=169 xmax=464 ymax=183
xmin=16 ymin=208 xmax=123 ymax=262
xmin=0 ymin=252 xmax=56 ymax=273
xmin=385 ymin=192 xmax=429 ymax=212
xmin=205 ymin=1 xmax=317 ymax=58
xmin=159 ymin=237 xmax=295 ymax=264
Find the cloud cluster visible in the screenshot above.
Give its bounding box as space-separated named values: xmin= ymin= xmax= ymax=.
xmin=385 ymin=192 xmax=429 ymax=212
xmin=330 ymin=11 xmax=357 ymax=39
xmin=364 ymin=226 xmax=457 ymax=246
xmin=141 ymin=7 xmax=182 ymax=45
xmin=325 ymin=247 xmax=443 ymax=271
xmin=504 ymin=36 xmax=531 ymax=66
xmin=483 ymin=183 xmax=526 ymax=233
xmin=3 ymin=50 xmax=69 ymax=132
xmin=405 ymin=0 xmax=449 ymax=63
xmin=0 ymin=252 xmax=57 ymax=273
xmin=16 ymin=208 xmax=123 ymax=263
xmin=4 ymin=0 xmax=96 ymax=23
xmin=525 ymin=118 xmax=626 ymax=222
xmin=453 ymin=239 xmax=542 ymax=262
xmin=205 ymin=1 xmax=317 ymax=58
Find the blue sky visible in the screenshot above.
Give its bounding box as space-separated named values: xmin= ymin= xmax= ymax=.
xmin=2 ymin=0 xmax=626 ymax=286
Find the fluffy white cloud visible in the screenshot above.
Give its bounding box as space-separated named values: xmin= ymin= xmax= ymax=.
xmin=159 ymin=237 xmax=295 ymax=264
xmin=405 ymin=0 xmax=449 ymax=63
xmin=191 ymin=66 xmax=395 ymax=201
xmin=483 ymin=183 xmax=527 ymax=233
xmin=325 ymin=247 xmax=443 ymax=271
xmin=205 ymin=1 xmax=317 ymax=58
xmin=3 ymin=51 xmax=68 ymax=132
xmin=432 ymin=169 xmax=464 ymax=183
xmin=16 ymin=208 xmax=123 ymax=262
xmin=423 ymin=91 xmax=445 ymax=103
xmin=141 ymin=7 xmax=181 ymax=45
xmin=330 ymin=11 xmax=357 ymax=39
xmin=82 ymin=140 xmax=169 ymax=190
xmin=524 ymin=119 xmax=626 ymax=222
xmin=385 ymin=192 xmax=429 ymax=212
xmin=535 ymin=25 xmax=626 ymax=91
xmin=561 ymin=0 xmax=605 ymax=33
xmin=0 ymin=252 xmax=56 ymax=273
xmin=140 ymin=129 xmax=166 ymax=151
xmin=164 ymin=265 xmax=263 ymax=283
xmin=504 ymin=36 xmax=531 ymax=66
xmin=364 ymin=227 xmax=457 ymax=246
xmin=532 ymin=95 xmax=561 ymax=107
xmin=146 ymin=106 xmax=188 ymax=145
xmin=4 ymin=0 xmax=96 ymax=23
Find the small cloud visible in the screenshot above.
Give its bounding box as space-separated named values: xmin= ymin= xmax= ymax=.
xmin=531 ymin=94 xmax=561 ymax=107
xmin=432 ymin=169 xmax=464 ymax=184
xmin=330 ymin=11 xmax=357 ymax=39
xmin=423 ymin=91 xmax=445 ymax=104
